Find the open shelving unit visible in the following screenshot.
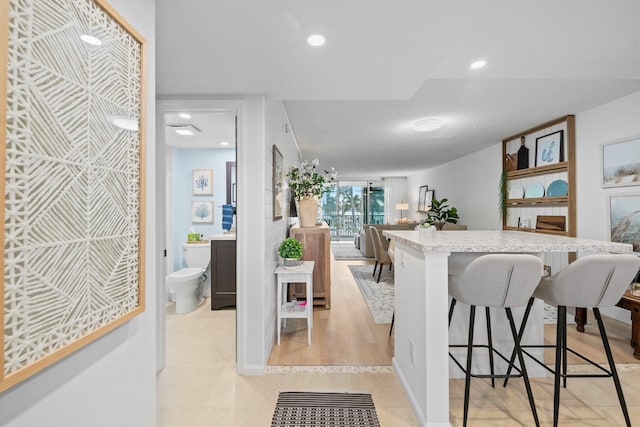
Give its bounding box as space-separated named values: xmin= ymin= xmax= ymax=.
xmin=501 ymin=115 xmax=576 ymax=238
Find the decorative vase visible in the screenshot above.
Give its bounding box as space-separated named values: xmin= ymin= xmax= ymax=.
xmin=298 ymin=197 xmax=319 ymax=227
xmin=283 ymin=258 xmax=301 ymax=270
xmin=433 ymin=222 xmax=445 ymax=230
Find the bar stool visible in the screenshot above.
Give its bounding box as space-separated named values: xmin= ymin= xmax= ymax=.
xmin=448 ymin=254 xmax=543 ymax=427
xmin=505 ymin=254 xmax=640 ymax=427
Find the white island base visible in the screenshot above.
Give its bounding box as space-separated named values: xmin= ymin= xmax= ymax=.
xmin=383 ymin=230 xmax=632 ymax=427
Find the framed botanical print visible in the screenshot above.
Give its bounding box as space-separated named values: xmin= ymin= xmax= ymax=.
xmin=272 ymin=145 xmax=284 ymax=220
xmin=192 ymin=169 xmax=213 ymax=195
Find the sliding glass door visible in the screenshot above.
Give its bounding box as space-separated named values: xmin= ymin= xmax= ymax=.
xmin=321 ymin=182 xmax=384 ymax=240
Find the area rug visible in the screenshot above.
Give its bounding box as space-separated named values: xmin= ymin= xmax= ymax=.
xmin=348 ymin=265 xmax=394 ymax=324
xmin=271 ymin=391 xmax=381 ymax=427
xmin=543 ymin=304 xmax=576 ymax=325
xmin=331 ymin=242 xmax=367 ymax=260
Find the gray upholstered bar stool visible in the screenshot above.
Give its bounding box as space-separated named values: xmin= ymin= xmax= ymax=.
xmin=448 ymin=254 xmax=543 ymax=427
xmin=506 ymin=254 xmax=640 ymax=427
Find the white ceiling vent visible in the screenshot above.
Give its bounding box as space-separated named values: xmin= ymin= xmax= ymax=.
xmin=167 ymin=124 xmax=202 ymax=136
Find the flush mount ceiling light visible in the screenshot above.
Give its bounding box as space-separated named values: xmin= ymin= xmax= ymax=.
xmin=307 ymin=34 xmax=326 ymax=47
xmin=178 ymin=112 xmax=191 ymax=119
xmin=167 ymin=123 xmax=201 ymax=136
xmin=470 ymin=59 xmax=487 ymax=69
xmin=220 ymin=141 xmax=229 ymax=146
xmin=112 ymin=118 xmax=139 ymax=131
xmin=412 ymin=118 xmax=443 ymax=132
xmin=80 ymin=34 xmax=103 ymax=46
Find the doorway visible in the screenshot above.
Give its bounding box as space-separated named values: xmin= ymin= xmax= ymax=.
xmin=155 ymin=99 xmax=240 ymax=373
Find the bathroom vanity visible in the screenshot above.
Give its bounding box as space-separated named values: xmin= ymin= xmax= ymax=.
xmin=209 ymin=234 xmax=236 ymax=310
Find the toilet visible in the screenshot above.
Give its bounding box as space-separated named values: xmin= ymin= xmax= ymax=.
xmin=167 ymin=242 xmax=211 ymax=314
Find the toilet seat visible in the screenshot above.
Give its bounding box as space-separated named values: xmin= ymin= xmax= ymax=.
xmin=168 ymin=267 xmax=205 ymax=282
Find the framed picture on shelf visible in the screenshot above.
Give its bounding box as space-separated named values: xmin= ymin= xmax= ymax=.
xmin=425 ymin=190 xmax=434 ymax=211
xmin=602 ymin=135 xmax=640 ymax=188
xmin=535 ymin=130 xmax=564 ymax=167
xmin=272 ymin=145 xmax=284 ymax=220
xmin=192 ymin=201 xmax=214 ymax=223
xmin=609 ymin=193 xmax=640 ymax=252
xmin=192 ymin=169 xmax=213 ymax=195
xmin=418 ymin=185 xmax=428 ymax=212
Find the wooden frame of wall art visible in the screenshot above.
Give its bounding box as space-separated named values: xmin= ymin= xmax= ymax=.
xmin=602 ymin=135 xmax=640 ymax=188
xmin=609 ymin=193 xmax=640 ymax=253
xmin=192 ymin=169 xmax=214 ymax=195
xmin=0 ymin=0 xmax=146 ymax=392
xmin=272 ymin=145 xmax=284 ymax=220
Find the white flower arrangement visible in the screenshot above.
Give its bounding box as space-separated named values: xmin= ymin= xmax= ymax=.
xmin=286 ymin=159 xmax=337 ymax=200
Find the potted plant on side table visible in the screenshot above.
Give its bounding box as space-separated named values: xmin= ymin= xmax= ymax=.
xmin=278 ymin=237 xmax=304 ymax=269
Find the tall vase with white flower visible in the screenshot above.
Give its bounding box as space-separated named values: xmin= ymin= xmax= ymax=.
xmin=286 ymin=159 xmax=337 ymax=227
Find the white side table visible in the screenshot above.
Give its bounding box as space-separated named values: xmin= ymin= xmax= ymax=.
xmin=275 ymin=260 xmax=315 ymax=345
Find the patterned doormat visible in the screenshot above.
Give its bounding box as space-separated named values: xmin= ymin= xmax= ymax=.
xmin=271 ymin=391 xmax=381 ymax=427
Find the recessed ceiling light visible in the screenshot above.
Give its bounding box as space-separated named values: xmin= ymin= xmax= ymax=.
xmin=112 ymin=118 xmax=138 ymax=131
xmin=80 ymin=34 xmax=103 ymax=46
xmin=412 ymin=118 xmax=443 ymax=132
xmin=175 ymin=129 xmax=194 ymax=136
xmin=178 ymin=112 xmax=191 ymax=119
xmin=470 ymin=60 xmax=486 ymax=69
xmin=307 ymin=34 xmax=326 ymax=47
xmin=220 ymin=141 xmax=229 ymax=146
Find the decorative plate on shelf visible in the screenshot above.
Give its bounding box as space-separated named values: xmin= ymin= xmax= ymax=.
xmin=508 ymin=184 xmax=525 ymax=199
xmin=525 ymin=182 xmax=545 ymax=198
xmin=546 ymin=179 xmax=568 ymax=197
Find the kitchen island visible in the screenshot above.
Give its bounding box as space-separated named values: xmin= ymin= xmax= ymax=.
xmin=382 ymin=230 xmax=632 ymax=427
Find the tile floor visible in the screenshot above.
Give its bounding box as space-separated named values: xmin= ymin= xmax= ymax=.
xmin=158 ymin=298 xmax=640 ymax=427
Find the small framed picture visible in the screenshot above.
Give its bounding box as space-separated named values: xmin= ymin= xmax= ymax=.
xmin=272 ymin=145 xmax=283 ymax=220
xmin=192 ymin=169 xmax=213 ymax=195
xmin=602 ymin=135 xmax=640 ymax=188
xmin=418 ymin=185 xmax=427 ymax=212
xmin=535 ymin=130 xmax=564 ymax=167
xmin=192 ymin=201 xmax=214 ymax=223
xmin=609 ymin=193 xmax=640 ymax=252
xmin=425 ymin=190 xmax=434 ymax=211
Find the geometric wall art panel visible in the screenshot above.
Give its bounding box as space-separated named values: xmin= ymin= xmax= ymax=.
xmin=0 ymin=0 xmax=146 ymax=392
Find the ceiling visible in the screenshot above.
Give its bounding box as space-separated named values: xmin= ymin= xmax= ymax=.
xmin=164 ymin=112 xmax=236 ymax=149
xmin=156 ymin=0 xmax=640 ymax=178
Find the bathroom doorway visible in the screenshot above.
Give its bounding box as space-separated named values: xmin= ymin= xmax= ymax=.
xmin=156 ymin=99 xmax=240 ymax=372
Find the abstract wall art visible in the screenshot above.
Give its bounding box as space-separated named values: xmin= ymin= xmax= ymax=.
xmin=0 ymin=0 xmax=146 ymax=391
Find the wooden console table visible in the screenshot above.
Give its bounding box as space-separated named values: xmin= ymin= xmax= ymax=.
xmin=617 ymin=290 xmax=640 ymax=359
xmin=289 ymin=223 xmax=331 ymax=308
xmin=575 ymin=289 xmax=640 ymax=359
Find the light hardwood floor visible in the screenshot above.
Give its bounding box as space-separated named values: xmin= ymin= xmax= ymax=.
xmin=268 ymin=258 xmax=394 ymax=366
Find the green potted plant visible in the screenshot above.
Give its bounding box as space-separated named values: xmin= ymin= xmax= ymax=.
xmin=278 ymin=237 xmax=304 ymax=268
xmin=426 ymin=198 xmax=459 ymax=230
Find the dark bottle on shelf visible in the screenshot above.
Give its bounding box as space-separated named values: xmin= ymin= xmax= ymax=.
xmin=517 ymin=136 xmax=529 ymax=170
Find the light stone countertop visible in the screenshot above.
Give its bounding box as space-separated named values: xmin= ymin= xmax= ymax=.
xmin=382 ymin=230 xmax=633 ymax=253
xmin=207 ymin=233 xmax=236 ymax=241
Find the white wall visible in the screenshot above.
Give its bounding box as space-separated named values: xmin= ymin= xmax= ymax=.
xmin=406 ymin=144 xmax=503 ymax=230
xmin=263 ymin=100 xmax=301 ymax=363
xmin=236 ymin=97 xmax=300 ymax=373
xmin=0 ymin=1 xmax=157 ymax=425
xmin=575 ymin=90 xmax=640 ymax=321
